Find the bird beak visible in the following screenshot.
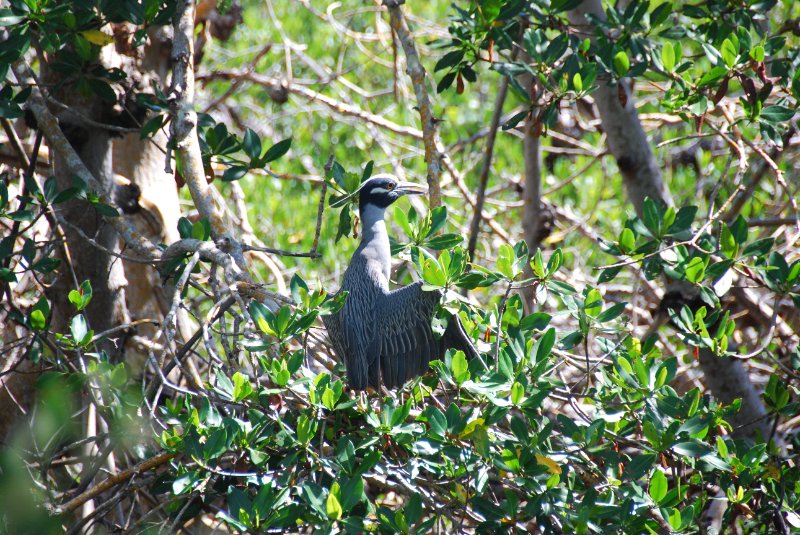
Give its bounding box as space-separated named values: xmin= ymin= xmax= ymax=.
xmin=396 ymin=181 xmax=428 ymax=196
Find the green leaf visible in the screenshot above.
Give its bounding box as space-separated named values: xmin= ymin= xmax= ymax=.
xmin=720 ymin=224 xmax=736 ymax=258
xmin=760 ymin=105 xmax=795 ymax=124
xmin=394 ymin=206 xmax=412 ymax=237
xmin=496 ymin=243 xmax=515 ymax=279
xmin=30 ymin=309 xmax=46 ymax=330
xmin=434 ymin=49 xmax=464 ymax=72
xmin=427 ymin=206 xmax=448 ymax=237
xmin=70 ymin=314 xmax=92 ymax=346
xmin=326 ymin=486 xmax=343 ymax=520
xmin=242 ymin=128 xmax=262 ymax=161
xmin=222 ymin=166 xmax=248 ymax=182
xmin=215 ymin=372 xmax=235 ymax=400
xmin=424 ymin=406 xmax=447 ymax=437
xmin=667 ymin=507 xmax=682 ymax=530
xmin=595 ymin=302 xmax=626 ymax=323
xmin=510 ymin=381 xmax=524 ymax=405
xmin=572 ymin=72 xmax=582 ymax=92
xmin=93 ymin=202 xmax=120 ymax=218
xmin=68 ymin=280 xmax=93 ymax=311
xmin=139 ymin=114 xmax=164 ymax=139
xmin=584 ymin=288 xmax=603 ymax=316
xmin=425 ymin=234 xmax=463 ymax=250
xmin=519 ymin=312 xmax=551 ymax=332
xmin=661 ymin=42 xmax=675 ymax=72
xmin=619 ymin=227 xmax=635 ymax=253
xmin=0 ymin=9 xmax=26 ymax=27
xmin=451 ymin=350 xmax=469 ymax=384
xmin=684 ymin=256 xmax=706 ymax=283
xmin=598 ymin=266 xmax=622 ymax=283
xmin=296 ymin=414 xmax=316 ymax=445
xmin=191 ymin=219 xmax=210 ymax=241
xmin=232 ymin=372 xmax=254 ymax=401
xmin=546 ymin=248 xmax=562 ymax=275
xmin=720 ymin=38 xmax=737 ymax=67
xmin=649 ymin=469 xmax=668 ymax=504
xmin=742 ymin=237 xmax=774 ymax=257
xmin=672 ymin=440 xmax=712 ymax=458
xmin=479 ymin=0 xmax=502 ymax=22
xmin=613 ymin=50 xmax=630 ymax=77
xmin=535 ymin=327 xmax=556 ymax=362
xmin=419 ymin=258 xmax=445 ymax=288
xmin=698 ymin=66 xmax=728 ymax=87
xmin=335 ymin=207 xmax=352 ymax=243
xmin=177 ymin=217 xmax=193 ymax=238
xmin=261 ymin=138 xmax=292 ymax=164
xmin=204 ymin=428 xmax=228 ymax=460
xmin=559 ymin=331 xmax=583 ymax=350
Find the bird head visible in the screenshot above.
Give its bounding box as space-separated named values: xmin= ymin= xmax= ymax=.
xmin=358 ymin=174 xmax=428 ymax=211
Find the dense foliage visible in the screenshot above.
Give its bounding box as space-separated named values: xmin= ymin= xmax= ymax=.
xmin=0 ymin=0 xmax=798 ymax=533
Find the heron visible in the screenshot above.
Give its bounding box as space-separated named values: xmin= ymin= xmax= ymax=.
xmin=323 ymin=174 xmax=479 ymax=390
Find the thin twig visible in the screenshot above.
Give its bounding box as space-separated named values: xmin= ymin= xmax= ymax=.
xmin=199 ymin=69 xmax=423 ymax=139
xmin=203 ymin=44 xmax=273 ymax=113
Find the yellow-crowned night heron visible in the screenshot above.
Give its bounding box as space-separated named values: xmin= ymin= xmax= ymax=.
xmin=323 ymin=174 xmax=479 ymax=390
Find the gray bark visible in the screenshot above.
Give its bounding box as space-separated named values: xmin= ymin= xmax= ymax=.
xmin=51 ymin=130 xmax=131 ymax=361
xmin=569 ymin=1 xmax=673 ymax=217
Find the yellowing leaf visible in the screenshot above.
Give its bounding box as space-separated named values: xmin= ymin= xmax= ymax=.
xmin=257 ymin=317 xmax=273 ymax=335
xmin=535 ymin=454 xmax=562 ymax=475
xmin=326 ymin=488 xmax=342 ymax=520
xmin=81 ymin=29 xmax=114 ymax=46
xmin=454 ymin=482 xmax=468 ymax=503
xmin=460 ymin=418 xmax=485 ymax=438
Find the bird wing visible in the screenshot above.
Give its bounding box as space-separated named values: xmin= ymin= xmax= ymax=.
xmin=323 ymin=277 xmax=381 ymax=390
xmin=374 ymin=282 xmax=443 ymax=388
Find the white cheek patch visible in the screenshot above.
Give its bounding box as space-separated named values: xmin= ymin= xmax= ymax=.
xmin=371 ymin=187 xmax=391 ymax=194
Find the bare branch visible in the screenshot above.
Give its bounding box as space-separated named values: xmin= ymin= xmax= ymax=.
xmin=56 ymin=452 xmax=176 ymax=515
xmin=467 ymin=75 xmax=512 ymax=258
xmin=198 ymin=69 xmax=423 ymax=139
xmin=385 ymin=0 xmax=443 ymax=207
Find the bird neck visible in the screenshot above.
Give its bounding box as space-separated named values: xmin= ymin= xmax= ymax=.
xmin=360 ymin=203 xmax=387 ymax=240
xmin=358 ymin=203 xmax=391 ymax=281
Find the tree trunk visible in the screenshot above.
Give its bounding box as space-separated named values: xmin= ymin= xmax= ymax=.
xmin=570 ymin=0 xmax=772 ymax=442
xmin=112 ymin=26 xmax=183 ymax=373
xmin=50 ymin=128 xmax=131 ymax=361
xmin=520 ymin=119 xmax=543 ymax=313
xmin=569 ymin=2 xmax=673 ymax=217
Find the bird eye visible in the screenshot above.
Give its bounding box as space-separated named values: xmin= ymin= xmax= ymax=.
xmin=386 ymin=183 xmax=395 ymax=191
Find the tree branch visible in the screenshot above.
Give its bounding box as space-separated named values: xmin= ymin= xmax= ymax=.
xmin=11 ymin=62 xmax=160 ymax=259
xmin=385 ymin=0 xmax=443 ymax=207
xmin=466 ymin=74 xmax=511 ymax=259
xmin=56 ymin=452 xmax=176 ymax=515
xmin=169 ymin=0 xmax=235 ymax=252
xmin=198 ymin=70 xmax=424 ymax=140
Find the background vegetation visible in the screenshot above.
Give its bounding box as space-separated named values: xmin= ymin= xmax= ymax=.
xmin=0 ymin=0 xmax=798 ymax=533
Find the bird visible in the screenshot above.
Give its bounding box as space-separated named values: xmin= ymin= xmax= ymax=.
xmin=323 ymin=173 xmax=479 ymax=390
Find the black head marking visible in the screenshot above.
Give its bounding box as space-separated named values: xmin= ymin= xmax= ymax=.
xmin=358 ymin=174 xmax=402 ymax=211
